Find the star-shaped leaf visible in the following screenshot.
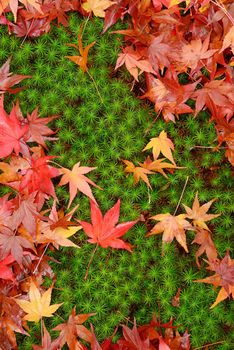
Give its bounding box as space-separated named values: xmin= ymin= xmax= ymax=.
xmin=15 ymin=281 xmax=62 ymax=322
xmin=78 ymin=199 xmax=138 ymax=251
xmin=147 ymin=213 xmax=193 ymax=252
xmin=143 ymin=130 xmax=176 ymax=164
xmin=82 ymin=0 xmax=114 ymax=17
xmin=183 ymin=192 xmax=221 ymax=231
xmin=123 ymin=160 xmax=154 ymax=189
xmin=58 ymin=162 xmax=101 ymax=208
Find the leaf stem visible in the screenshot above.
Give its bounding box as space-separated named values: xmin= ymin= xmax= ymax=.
xmin=33 ymin=243 xmax=50 ymax=274
xmin=173 ymin=176 xmax=189 ymax=216
xmin=84 ymin=244 xmax=98 ymax=281
xmin=87 ymin=70 xmax=104 ymax=104
xmin=193 ymin=340 xmax=225 ymax=350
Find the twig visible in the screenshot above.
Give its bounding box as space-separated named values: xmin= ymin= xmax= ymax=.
xmin=189 ymin=145 xmax=226 ymax=150
xmin=173 ymin=176 xmax=189 ymax=216
xmin=87 ymin=70 xmax=104 ymax=104
xmin=33 ymin=243 xmax=50 ymax=274
xmin=21 ymin=18 xmax=35 ymax=47
xmin=147 ymin=186 xmax=151 ymax=204
xmin=193 ymin=340 xmax=225 ymax=350
xmin=144 ymin=108 xmax=162 ymax=136
xmin=84 ymin=244 xmax=98 ymax=281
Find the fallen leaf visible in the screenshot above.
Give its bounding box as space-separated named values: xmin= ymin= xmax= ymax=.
xmin=147 ymin=213 xmax=193 ymax=252
xmin=0 ymin=57 xmax=31 ymax=94
xmin=195 ymin=251 xmax=234 ymax=308
xmin=15 ymin=281 xmax=62 ymax=322
xmin=58 ymin=161 xmax=101 ymax=208
xmin=143 ymin=130 xmax=176 ymax=164
xmin=32 ymin=321 xmax=62 ymax=350
xmin=192 ymin=228 xmax=218 ymax=267
xmin=78 ymin=199 xmax=138 ymax=251
xmin=183 ymin=192 xmax=220 ymax=231
xmin=123 ymin=159 xmax=154 ymax=189
xmin=53 ymin=307 xmax=95 ymax=350
xmin=66 ymin=26 xmax=95 ymax=73
xmin=82 ymin=0 xmax=114 ymax=17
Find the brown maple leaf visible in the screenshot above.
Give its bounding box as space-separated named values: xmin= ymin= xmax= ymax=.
xmin=192 ymin=228 xmax=218 ymax=267
xmin=183 ymin=192 xmax=221 ymax=231
xmin=123 ymin=159 xmax=154 ymax=189
xmin=147 ymin=213 xmax=193 ymax=252
xmin=53 ymin=307 xmax=95 ymax=350
xmin=65 ymin=26 xmax=95 ymax=73
xmin=195 ymin=251 xmax=234 ymax=308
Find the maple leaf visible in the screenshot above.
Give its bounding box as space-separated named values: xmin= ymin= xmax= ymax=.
xmin=0 ymin=194 xmax=14 ymax=226
xmin=182 ymin=192 xmax=221 ymax=231
xmin=37 ymin=201 xmax=81 ymax=249
xmin=220 ymin=26 xmax=234 ymax=54
xmin=143 ymin=130 xmax=176 ymax=164
xmin=115 ymin=46 xmax=155 ymax=81
xmin=195 ymin=251 xmax=234 ymax=308
xmin=9 ymin=193 xmax=41 ymax=238
xmin=82 ymin=0 xmax=114 ymax=17
xmin=78 ymin=199 xmax=138 ymax=251
xmin=123 ymin=159 xmax=154 ymax=189
xmin=0 ymin=0 xmax=43 ymax=22
xmin=32 ymin=321 xmax=62 ymax=350
xmin=23 ymin=108 xmax=58 ymax=148
xmin=19 ymin=155 xmax=60 ymax=199
xmin=192 ymin=228 xmax=218 ymax=267
xmin=12 ymin=16 xmax=47 ymax=37
xmin=176 ymin=36 xmax=217 ymax=72
xmin=147 ymin=213 xmax=193 ymax=252
xmin=122 ymin=320 xmax=151 ymax=350
xmin=0 ymin=96 xmax=29 ymax=158
xmin=140 ymin=156 xmax=179 ymax=179
xmin=66 ymin=27 xmax=95 ymax=73
xmin=0 ymin=254 xmax=15 ymax=281
xmin=53 ymin=307 xmax=95 ymax=349
xmin=0 ymin=295 xmax=29 ymax=349
xmin=15 ymin=281 xmax=63 ymax=322
xmin=0 ymin=226 xmax=34 ymax=265
xmin=192 ymin=79 xmax=234 ymax=115
xmin=0 ymin=161 xmax=21 ymax=184
xmin=58 ymin=162 xmax=101 ymax=208
xmin=0 ymin=57 xmax=31 ymax=94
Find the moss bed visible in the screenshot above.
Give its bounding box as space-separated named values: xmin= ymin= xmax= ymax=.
xmin=0 ymin=13 xmax=233 ymax=350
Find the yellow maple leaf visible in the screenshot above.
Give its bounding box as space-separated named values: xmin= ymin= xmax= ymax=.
xmin=143 ymin=131 xmax=176 ymax=164
xmin=15 ymin=282 xmax=62 ymax=322
xmin=82 ymin=0 xmax=114 ymax=17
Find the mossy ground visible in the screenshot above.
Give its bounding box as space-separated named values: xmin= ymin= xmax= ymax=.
xmin=0 ymin=13 xmax=233 ymax=349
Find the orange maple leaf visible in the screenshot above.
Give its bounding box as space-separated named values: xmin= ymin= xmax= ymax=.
xmin=58 ymin=162 xmax=101 ymax=208
xmin=143 ymin=130 xmax=176 ymax=164
xmin=192 ymin=228 xmax=218 ymax=267
xmin=82 ymin=0 xmax=114 ymax=17
xmin=66 ymin=27 xmax=95 ymax=73
xmin=147 ymin=213 xmax=193 ymax=252
xmin=123 ymin=160 xmax=154 ymax=189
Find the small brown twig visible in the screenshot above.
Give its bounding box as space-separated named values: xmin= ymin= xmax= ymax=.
xmin=173 ymin=176 xmax=189 ymax=216
xmin=193 ymin=340 xmax=225 ymax=350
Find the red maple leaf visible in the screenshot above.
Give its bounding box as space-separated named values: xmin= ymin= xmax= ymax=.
xmin=19 ymin=155 xmax=60 ymax=199
xmin=78 ymin=199 xmax=138 ymax=251
xmin=0 ymin=57 xmax=31 ymax=93
xmin=0 ymin=254 xmax=15 ymax=281
xmin=0 ymin=96 xmax=29 ymax=158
